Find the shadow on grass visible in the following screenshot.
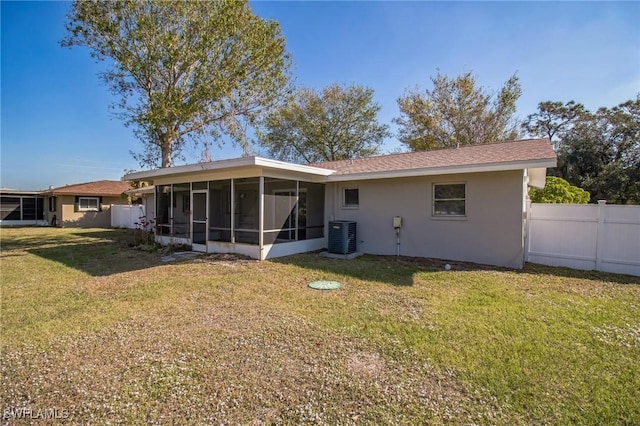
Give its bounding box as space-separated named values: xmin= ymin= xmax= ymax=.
xmin=3 ymin=228 xmax=162 ymax=277
xmin=272 ymin=252 xmax=640 ymax=287
xmin=28 ymin=240 xmax=161 ymax=277
xmin=270 ymin=252 xmax=498 ymax=287
xmin=0 ymin=228 xmax=126 ymax=251
xmin=523 ymin=262 xmax=640 ymax=285
xmin=0 ymin=230 xmax=70 ymax=251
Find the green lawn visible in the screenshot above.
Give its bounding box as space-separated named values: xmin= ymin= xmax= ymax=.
xmin=1 ymin=227 xmax=638 ymax=424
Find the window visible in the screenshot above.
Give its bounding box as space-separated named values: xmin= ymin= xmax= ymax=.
xmin=49 ymin=196 xmax=57 ymax=212
xmin=433 ymin=183 xmax=466 ymax=217
xmin=78 ymin=197 xmax=100 ymax=212
xmin=342 ymin=188 xmax=359 ymax=208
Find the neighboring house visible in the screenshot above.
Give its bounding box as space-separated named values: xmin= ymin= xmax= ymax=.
xmin=123 ymin=138 xmax=556 ymax=268
xmin=42 ymin=180 xmax=133 ymax=228
xmin=0 ymin=189 xmax=47 ymax=226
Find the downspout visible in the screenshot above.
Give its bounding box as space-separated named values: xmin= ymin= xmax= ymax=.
xmin=333 ymin=182 xmax=340 ymax=220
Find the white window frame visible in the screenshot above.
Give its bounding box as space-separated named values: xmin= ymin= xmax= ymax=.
xmin=78 ymin=197 xmax=100 ymax=212
xmin=342 ymin=187 xmax=359 ymax=209
xmin=432 ymin=182 xmax=466 ymax=218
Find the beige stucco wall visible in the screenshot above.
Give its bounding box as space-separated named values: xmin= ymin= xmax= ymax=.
xmin=325 ymin=170 xmax=526 ymax=269
xmin=45 ymin=195 xmax=127 ymax=228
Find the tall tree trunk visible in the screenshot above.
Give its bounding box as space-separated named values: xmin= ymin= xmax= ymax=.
xmin=160 ymin=135 xmax=172 ymax=168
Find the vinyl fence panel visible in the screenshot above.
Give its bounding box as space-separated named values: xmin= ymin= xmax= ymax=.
xmin=526 ymin=201 xmax=640 ymax=277
xmin=111 ymin=204 xmax=146 ymax=229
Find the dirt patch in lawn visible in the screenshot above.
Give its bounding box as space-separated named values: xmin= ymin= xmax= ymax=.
xmin=346 ymin=351 xmax=386 ymax=376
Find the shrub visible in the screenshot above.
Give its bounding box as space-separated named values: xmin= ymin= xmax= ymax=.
xmin=529 ymin=176 xmax=590 ymax=204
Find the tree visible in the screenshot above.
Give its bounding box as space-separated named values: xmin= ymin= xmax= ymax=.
xmin=62 ymin=0 xmax=291 ymax=168
xmin=559 ymin=97 xmax=640 ymax=204
xmin=529 ymin=176 xmax=590 ymax=204
xmin=393 ymin=71 xmax=522 ymax=151
xmin=524 ymin=96 xmax=640 ymax=204
xmin=521 ymin=101 xmax=587 ymax=150
xmin=257 ymin=84 xmax=390 ymax=163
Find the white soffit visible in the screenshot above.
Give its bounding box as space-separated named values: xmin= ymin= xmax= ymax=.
xmin=527 ymin=168 xmax=548 ymax=189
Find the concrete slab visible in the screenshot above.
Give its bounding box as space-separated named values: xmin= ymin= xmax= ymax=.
xmin=160 ymin=251 xmax=200 ymax=262
xmin=319 ymin=251 xmax=364 ymax=260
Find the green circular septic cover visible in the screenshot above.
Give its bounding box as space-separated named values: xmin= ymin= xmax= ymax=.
xmin=308 ymin=280 xmax=342 ymax=290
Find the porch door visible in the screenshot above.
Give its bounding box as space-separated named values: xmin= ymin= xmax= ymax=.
xmin=274 ymin=190 xmax=307 ymax=241
xmin=192 ymin=190 xmax=208 ymax=251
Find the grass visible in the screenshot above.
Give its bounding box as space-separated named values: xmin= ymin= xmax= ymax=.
xmin=1 ymin=227 xmax=639 ymax=424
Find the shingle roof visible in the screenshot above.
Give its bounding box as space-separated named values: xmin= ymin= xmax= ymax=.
xmin=311 ymin=138 xmax=556 ymax=176
xmin=45 ymin=180 xmax=132 ymax=197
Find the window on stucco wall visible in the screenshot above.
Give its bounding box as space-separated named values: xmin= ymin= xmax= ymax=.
xmin=342 ymin=187 xmax=359 ymax=208
xmin=78 ymin=197 xmax=100 ymax=212
xmin=433 ymin=183 xmax=466 ymax=217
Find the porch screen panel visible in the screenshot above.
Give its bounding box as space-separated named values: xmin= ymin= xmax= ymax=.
xmin=172 ymin=183 xmax=191 ymax=238
xmin=156 ymin=185 xmax=171 ymax=236
xmin=299 ymin=181 xmax=325 ymax=240
xmin=234 ymin=178 xmax=259 ymax=245
xmin=192 ymin=192 xmax=207 ymax=245
xmin=0 ymin=197 xmax=21 ymax=220
xmin=264 ymin=178 xmax=297 ymax=245
xmin=36 ymin=197 xmax=44 ymax=220
xmin=209 ymin=180 xmax=231 ymax=242
xmin=22 ymin=198 xmax=36 ymax=220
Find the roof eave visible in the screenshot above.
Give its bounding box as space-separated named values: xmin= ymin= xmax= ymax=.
xmin=123 ymin=156 xmax=335 ymax=182
xmin=0 ymin=189 xmax=44 ymax=195
xmin=327 ymin=158 xmax=557 ymax=182
xmin=47 ymin=191 xmax=125 ymax=197
xmin=124 ymin=186 xmax=155 ymax=195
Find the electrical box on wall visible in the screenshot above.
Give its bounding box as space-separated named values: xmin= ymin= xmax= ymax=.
xmin=393 ymin=216 xmax=403 ymax=229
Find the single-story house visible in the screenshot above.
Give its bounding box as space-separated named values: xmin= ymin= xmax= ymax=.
xmin=42 ymin=180 xmax=133 ymax=228
xmin=0 ymin=189 xmax=47 ymax=226
xmin=123 ymin=138 xmax=556 ymax=268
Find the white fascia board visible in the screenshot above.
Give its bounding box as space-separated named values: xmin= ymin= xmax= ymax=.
xmin=254 ymin=157 xmax=335 ymax=176
xmin=327 ymin=158 xmax=557 ymax=182
xmin=123 ymin=157 xmax=257 ymax=181
xmin=123 ymin=156 xmax=335 ymax=182
xmin=0 ymin=189 xmax=44 ymax=195
xmin=123 ymin=186 xmax=155 ymax=195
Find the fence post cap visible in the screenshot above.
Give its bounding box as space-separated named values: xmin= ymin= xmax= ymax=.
xmin=597 ymin=200 xmax=607 ymax=205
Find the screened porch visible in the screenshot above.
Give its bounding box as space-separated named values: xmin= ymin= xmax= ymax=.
xmin=153 ymin=177 xmax=325 ymax=260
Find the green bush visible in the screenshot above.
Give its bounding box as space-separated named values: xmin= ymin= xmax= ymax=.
xmin=529 ymin=176 xmax=590 ymax=204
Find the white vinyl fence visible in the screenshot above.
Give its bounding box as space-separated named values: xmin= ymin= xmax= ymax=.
xmin=111 ymin=204 xmax=146 ymax=229
xmin=525 ymin=201 xmax=640 ymax=276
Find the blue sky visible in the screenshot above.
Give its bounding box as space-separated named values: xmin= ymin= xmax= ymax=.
xmin=1 ymin=1 xmax=638 ymax=190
